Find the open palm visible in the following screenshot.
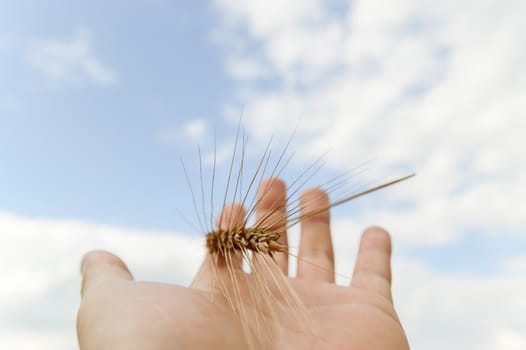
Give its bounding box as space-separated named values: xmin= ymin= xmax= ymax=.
xmin=77 ymin=178 xmax=409 ymax=349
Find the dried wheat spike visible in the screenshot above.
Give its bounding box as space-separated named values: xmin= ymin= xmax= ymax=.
xmin=206 ymin=226 xmax=287 ymax=255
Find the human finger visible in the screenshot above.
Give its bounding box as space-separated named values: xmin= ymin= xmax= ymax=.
xmin=80 ymin=250 xmax=133 ymax=298
xmin=297 ymin=188 xmax=334 ymax=283
xmin=351 ymin=227 xmax=393 ymax=301
xmin=191 ymin=203 xmax=246 ymax=290
xmin=254 ymin=177 xmax=288 ymax=274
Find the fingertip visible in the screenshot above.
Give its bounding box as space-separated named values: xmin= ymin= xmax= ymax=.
xmin=300 ymin=187 xmax=328 ymax=202
xmin=80 ymin=250 xmax=133 ymax=297
xmin=260 ymin=177 xmax=286 ymax=191
xmin=361 ymin=226 xmax=392 ymax=255
xmin=255 ymin=177 xmax=287 ymax=227
xmin=300 ymin=187 xmax=329 ymax=221
xmin=80 ymin=250 xmax=127 ymax=275
xmin=257 ymin=177 xmax=286 ymax=208
xmin=217 ymin=203 xmax=246 ymax=229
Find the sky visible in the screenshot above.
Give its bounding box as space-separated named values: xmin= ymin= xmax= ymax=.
xmin=1 ymin=0 xmax=526 ymax=349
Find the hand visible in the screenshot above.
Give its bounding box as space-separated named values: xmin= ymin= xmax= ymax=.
xmin=77 ymin=178 xmax=410 ymax=349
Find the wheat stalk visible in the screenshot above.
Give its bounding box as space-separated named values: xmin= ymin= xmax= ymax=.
xmin=181 ymin=123 xmax=413 ymax=349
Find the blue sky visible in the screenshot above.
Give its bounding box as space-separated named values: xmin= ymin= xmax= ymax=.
xmin=1 ymin=0 xmax=523 ymax=272
xmin=0 ymin=0 xmax=239 ymax=229
xmin=1 ymin=0 xmax=526 ymax=349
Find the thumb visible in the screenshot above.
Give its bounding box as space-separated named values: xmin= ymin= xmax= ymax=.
xmin=80 ymin=250 xmax=133 ymax=297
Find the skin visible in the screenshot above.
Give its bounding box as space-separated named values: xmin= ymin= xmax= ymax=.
xmin=77 ymin=177 xmax=410 ymax=349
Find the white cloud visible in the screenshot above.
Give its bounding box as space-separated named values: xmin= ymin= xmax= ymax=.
xmin=213 ymin=0 xmax=526 ymax=245
xmin=214 ymin=0 xmax=346 ymax=83
xmin=492 ymin=328 xmax=526 ymax=350
xmin=501 ymin=256 xmax=526 ymax=277
xmin=183 ymin=118 xmax=209 ymax=140
xmin=216 ymin=0 xmax=325 ymax=38
xmin=0 ymin=330 xmax=74 ymax=350
xmin=160 ymin=118 xmax=209 ymax=144
xmin=225 ymin=55 xmax=268 ymax=81
xmin=392 ymin=258 xmax=526 ymax=350
xmin=2 ymin=211 xmax=525 ymax=350
xmin=159 ymin=118 xmax=211 ymax=151
xmin=27 ymin=30 xmax=118 ymax=87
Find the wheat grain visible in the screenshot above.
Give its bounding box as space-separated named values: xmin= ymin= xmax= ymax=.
xmin=206 ymin=226 xmax=286 ymax=255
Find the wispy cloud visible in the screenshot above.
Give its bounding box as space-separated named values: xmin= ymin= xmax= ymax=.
xmin=213 ymin=0 xmax=526 ymax=245
xmin=224 ymin=55 xmax=269 ymax=81
xmin=27 ymin=30 xmax=118 ymax=87
xmin=159 ymin=118 xmax=237 ymax=167
xmin=183 ymin=118 xmax=209 ymax=139
xmin=159 ymin=118 xmax=210 ymax=147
